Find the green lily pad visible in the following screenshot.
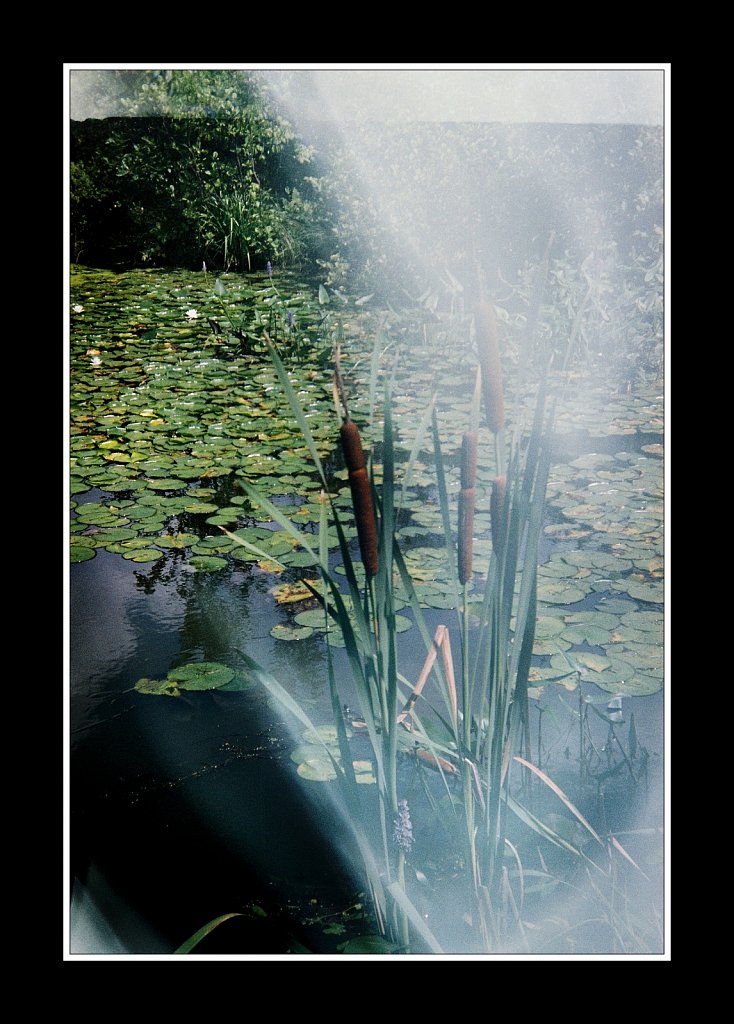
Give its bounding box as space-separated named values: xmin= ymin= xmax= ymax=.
xmin=189 ymin=556 xmax=228 ymax=572
xmin=538 ymin=559 xmax=591 ymax=579
xmin=302 ymin=725 xmax=352 ymax=745
xmin=156 ymin=532 xmax=199 ymax=549
xmin=93 ymin=528 xmax=138 ymax=544
xmin=595 ymin=598 xmax=637 ymax=615
xmin=550 ymin=651 xmax=613 ymax=675
xmin=135 ymin=676 xmax=181 ymax=697
xmin=561 ymin=624 xmax=613 ymax=646
xmin=271 ymin=579 xmax=319 ymax=604
xmin=70 ymin=545 xmax=96 ymax=563
xmin=296 ymin=759 xmax=338 ymax=782
xmin=535 ymin=616 xmax=566 ymax=639
xmin=563 ymin=611 xmax=619 ymax=631
xmin=352 ymin=760 xmax=376 ymax=785
xmin=122 ymin=548 xmax=164 ymax=562
xmin=537 ymin=580 xmax=588 ymax=605
xmin=146 ymin=478 xmax=187 ymax=491
xmin=561 ymin=550 xmax=633 ymax=572
xmin=270 ymin=624 xmax=314 ymax=641
xmin=183 ymin=502 xmax=219 ymax=514
xmin=294 ymin=608 xmax=332 ymax=628
xmin=612 ymin=580 xmax=664 ymax=603
xmin=167 ymin=662 xmax=235 ymax=690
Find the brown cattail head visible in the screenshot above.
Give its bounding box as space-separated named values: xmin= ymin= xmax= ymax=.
xmin=458 ymin=487 xmax=476 ymax=585
xmin=340 ymin=419 xmax=366 ymax=473
xmin=460 ymin=431 xmax=478 ymax=490
xmin=491 ymin=475 xmax=507 ymax=559
xmin=340 ymin=421 xmax=378 ymax=578
xmin=475 ymin=302 xmax=505 ymax=434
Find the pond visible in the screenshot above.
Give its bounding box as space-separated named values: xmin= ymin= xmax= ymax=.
xmin=69 ymin=266 xmax=664 ymax=955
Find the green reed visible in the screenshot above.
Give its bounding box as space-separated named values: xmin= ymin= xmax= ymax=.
xmin=225 ymin=292 xmax=636 ymax=954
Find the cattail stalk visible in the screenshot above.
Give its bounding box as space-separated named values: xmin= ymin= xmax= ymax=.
xmin=475 ymin=303 xmax=505 ymax=435
xmin=491 ymin=475 xmax=507 ymax=559
xmin=340 ymin=419 xmax=379 ymax=578
xmin=457 ymin=431 xmax=478 ymax=585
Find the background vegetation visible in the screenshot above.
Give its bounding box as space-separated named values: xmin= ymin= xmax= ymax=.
xmin=71 ymin=70 xmax=663 ymax=375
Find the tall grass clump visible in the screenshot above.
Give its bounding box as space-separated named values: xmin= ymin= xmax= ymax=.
xmin=224 ymin=289 xmax=643 ymax=954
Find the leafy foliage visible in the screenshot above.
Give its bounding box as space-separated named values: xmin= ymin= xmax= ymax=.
xmin=71 ymin=70 xmax=328 ymax=269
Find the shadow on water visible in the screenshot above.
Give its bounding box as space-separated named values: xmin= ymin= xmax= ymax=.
xmin=70 ymin=551 xmax=363 ymax=954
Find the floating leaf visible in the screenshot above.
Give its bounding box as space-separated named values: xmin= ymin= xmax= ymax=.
xmin=70 ymin=545 xmax=96 ymax=563
xmin=135 ymin=676 xmax=180 ymax=697
xmin=156 ymin=532 xmax=199 ymax=549
xmin=612 ymin=580 xmax=664 ymax=603
xmin=183 ymin=502 xmax=219 ymax=514
xmin=296 ymin=757 xmax=338 ymax=782
xmin=561 ymin=550 xmax=633 ymax=572
xmin=93 ymin=528 xmax=138 ymax=544
xmin=168 ymin=662 xmax=235 ymax=690
xmin=535 ymin=616 xmax=566 ymax=639
xmin=271 ymin=580 xmax=319 ymax=604
xmin=302 ymin=725 xmax=351 ymax=745
xmin=561 ymin=623 xmax=613 ymax=646
xmin=122 ymin=548 xmax=164 ymax=562
xmin=352 ymin=760 xmax=376 ymax=785
xmin=270 ymin=623 xmax=314 ymax=641
xmin=537 ymin=580 xmax=588 ymax=605
xmin=337 ymin=936 xmax=402 ymax=954
xmin=188 ymin=555 xmax=227 ymax=572
xmin=146 ymin=478 xmax=187 ymax=491
xmin=563 ymin=611 xmax=619 ymax=631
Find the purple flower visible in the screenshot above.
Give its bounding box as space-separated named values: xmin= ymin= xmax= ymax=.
xmin=266 ymin=260 xmax=273 ymax=278
xmin=286 ymin=309 xmax=295 ymax=329
xmin=393 ymin=799 xmax=414 ymax=854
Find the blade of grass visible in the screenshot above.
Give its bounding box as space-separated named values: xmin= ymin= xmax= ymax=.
xmin=504 ymin=794 xmax=582 ymax=856
xmin=397 ymin=394 xmax=436 ymax=516
xmin=386 ymin=882 xmax=444 ymax=953
xmin=233 ymin=483 xmax=318 ymax=559
xmin=513 ymin=755 xmax=603 ymax=846
xmin=174 ymin=913 xmax=244 ymax=954
xmin=263 ymin=334 xmax=328 ymax=489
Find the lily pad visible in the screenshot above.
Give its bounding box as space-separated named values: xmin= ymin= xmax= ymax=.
xmin=561 ymin=550 xmax=633 ymax=572
xmin=296 ymin=755 xmax=338 ymax=782
xmin=271 ymin=579 xmax=319 ymax=604
xmin=537 ymin=580 xmax=588 ymax=605
xmin=188 ymin=555 xmax=228 ymax=572
xmin=167 ymin=662 xmax=235 ymax=690
xmin=146 ymin=478 xmax=187 ymax=491
xmin=302 ymin=725 xmax=352 ymax=745
xmin=561 ymin=623 xmax=613 ymax=646
xmin=270 ymin=623 xmax=314 ymax=641
xmin=70 ymin=545 xmax=96 ymax=563
xmin=183 ymin=502 xmax=219 ymax=514
xmin=134 ymin=676 xmax=181 ymax=697
xmin=156 ymin=532 xmax=199 ymax=549
xmin=123 ymin=548 xmax=164 ymax=562
xmin=612 ymin=580 xmax=664 ymax=603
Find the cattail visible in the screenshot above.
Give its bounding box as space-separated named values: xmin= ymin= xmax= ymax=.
xmin=475 ymin=302 xmax=505 ymax=434
xmin=491 ymin=475 xmax=507 ymax=559
xmin=340 ymin=420 xmax=378 ymax=578
xmin=458 ymin=431 xmax=478 ymax=585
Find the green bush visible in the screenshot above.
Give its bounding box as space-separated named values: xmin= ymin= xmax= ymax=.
xmin=71 ymin=70 xmax=330 ymax=269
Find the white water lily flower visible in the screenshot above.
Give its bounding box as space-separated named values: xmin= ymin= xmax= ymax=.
xmin=73 ymin=304 xmax=84 ymax=313
xmin=185 ymin=309 xmax=199 ymax=320
xmin=90 ymin=356 xmax=102 ymax=367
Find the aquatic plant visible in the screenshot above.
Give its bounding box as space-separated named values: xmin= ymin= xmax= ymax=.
xmin=217 ymin=284 xmax=653 ymax=955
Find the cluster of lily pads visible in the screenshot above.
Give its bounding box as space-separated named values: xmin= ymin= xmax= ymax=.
xmin=71 ymin=266 xmax=663 ymax=704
